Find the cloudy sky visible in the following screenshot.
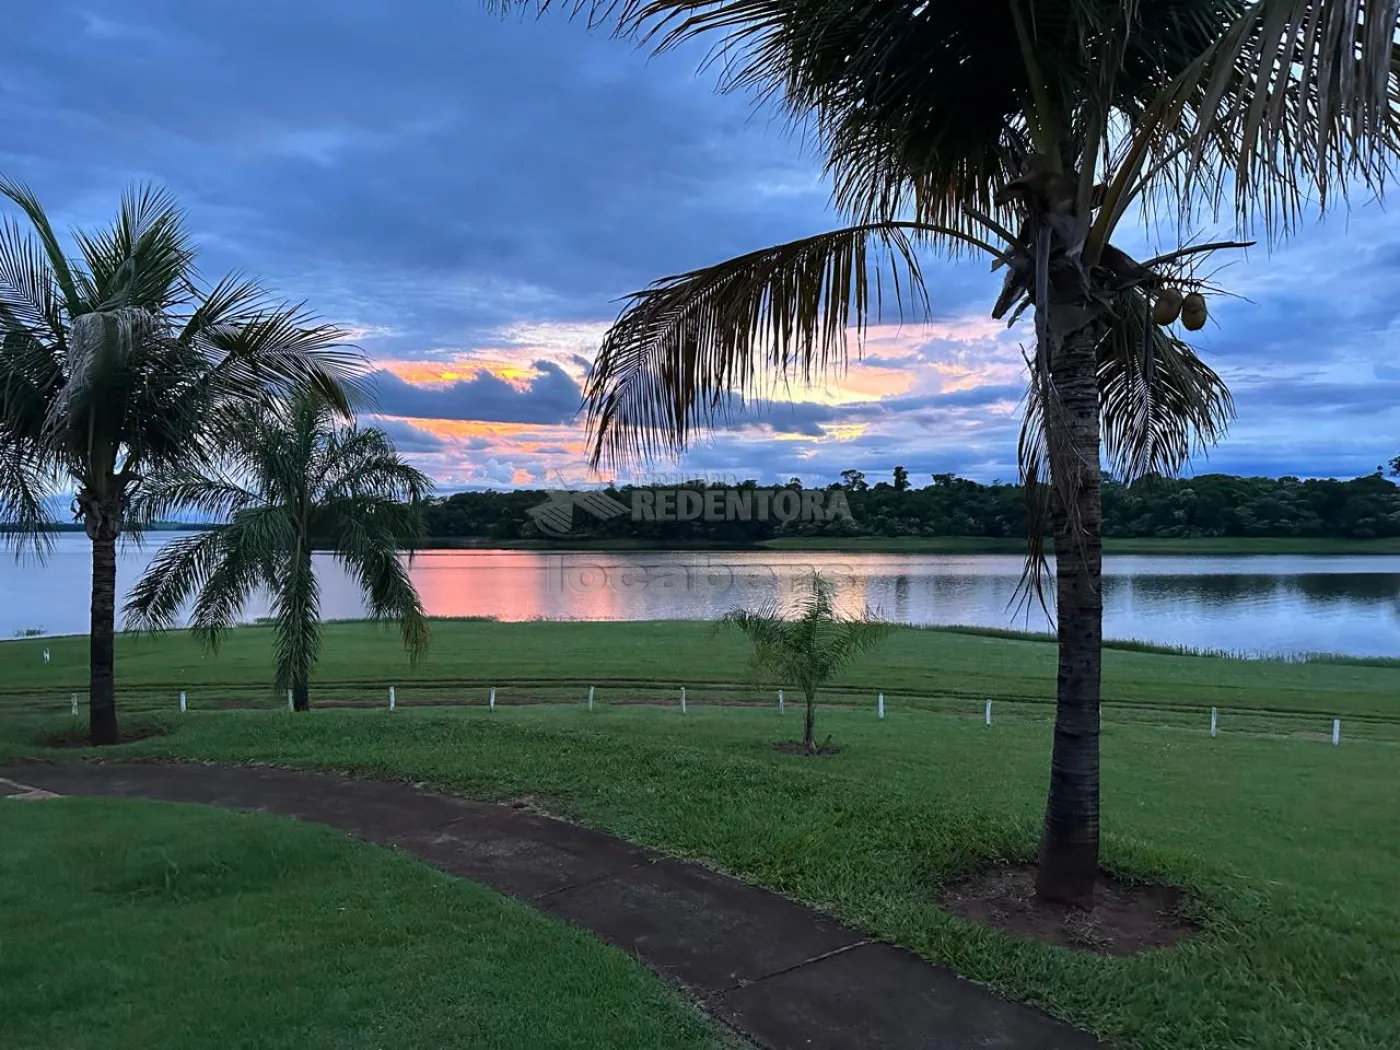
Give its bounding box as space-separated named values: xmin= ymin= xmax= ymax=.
xmin=4 ymin=1 xmax=1398 ymax=491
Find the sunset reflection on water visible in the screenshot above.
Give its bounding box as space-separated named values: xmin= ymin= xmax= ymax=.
xmin=5 ymin=538 xmax=1398 ymax=657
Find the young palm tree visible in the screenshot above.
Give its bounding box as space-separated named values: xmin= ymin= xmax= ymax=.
xmin=493 ymin=0 xmax=1399 ymax=904
xmin=0 ymin=180 xmax=361 ymax=744
xmin=722 ymin=572 xmax=893 ymax=755
xmin=124 ymin=395 xmax=432 ymax=711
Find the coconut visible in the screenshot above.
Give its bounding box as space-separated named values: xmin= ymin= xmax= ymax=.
xmin=1152 ymin=287 xmax=1184 ymax=326
xmin=1180 ymin=292 xmax=1208 ymax=331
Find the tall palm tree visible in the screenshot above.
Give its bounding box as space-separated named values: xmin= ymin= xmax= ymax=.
xmin=492 ymin=0 xmax=1399 ymax=905
xmin=722 ymin=572 xmax=894 ymax=755
xmin=0 ymin=180 xmax=361 ymax=744
xmin=124 ymin=394 xmax=432 ymax=710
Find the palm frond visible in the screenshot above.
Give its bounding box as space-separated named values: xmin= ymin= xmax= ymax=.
xmin=124 ymin=528 xmax=234 ymax=633
xmin=1099 ymin=292 xmax=1235 ymax=482
xmin=0 ymin=175 xmax=86 ymax=311
xmin=331 ymin=506 xmax=430 ymax=663
xmin=194 ymin=303 xmax=364 ymax=416
xmin=721 ymin=570 xmax=892 ymax=689
xmin=1016 ymin=361 xmax=1054 ymax=618
xmin=816 ymin=616 xmax=898 ymax=678
xmin=0 ymin=215 xmax=62 ymax=341
xmin=74 ymin=184 xmax=195 ymax=311
xmin=193 ymin=509 xmax=294 ymax=651
xmin=1176 ymin=0 xmax=1400 ymax=235
xmin=180 ymin=274 xmax=276 ymax=342
xmin=0 ymin=442 xmax=56 ymax=557
xmin=47 ymin=308 xmax=170 ymax=469
xmin=316 ymin=424 xmax=434 ymax=506
xmin=271 ymin=533 xmax=321 ymax=694
xmin=127 ymin=468 xmax=265 ymax=526
xmin=584 ymin=222 xmax=929 ymax=469
xmin=1016 ymin=345 xmax=1093 ymax=618
xmin=0 ymin=327 xmax=64 ymax=452
xmin=1014 ymin=299 xmax=1235 ymax=613
xmin=129 ymin=394 xmax=430 ymax=685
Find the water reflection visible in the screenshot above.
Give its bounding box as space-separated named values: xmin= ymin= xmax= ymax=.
xmin=3 ymin=537 xmax=1398 ymax=657
xmin=407 ymin=550 xmax=1400 ymax=656
xmin=405 ymin=550 xmax=1400 ymax=656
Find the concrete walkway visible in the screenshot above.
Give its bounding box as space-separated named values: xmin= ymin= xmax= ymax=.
xmin=1 ymin=762 xmax=1100 ymax=1050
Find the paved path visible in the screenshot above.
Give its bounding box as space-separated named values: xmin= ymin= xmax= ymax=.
xmin=1 ymin=762 xmax=1100 ymax=1050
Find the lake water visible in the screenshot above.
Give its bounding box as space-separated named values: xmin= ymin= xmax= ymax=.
xmin=3 ymin=534 xmax=1399 ymax=657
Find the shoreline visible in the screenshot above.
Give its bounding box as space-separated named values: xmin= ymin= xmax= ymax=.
xmin=26 ymin=532 xmax=1400 ymax=556
xmin=6 ymin=617 xmax=1396 ymax=665
xmin=411 ymin=536 xmax=1400 ymax=556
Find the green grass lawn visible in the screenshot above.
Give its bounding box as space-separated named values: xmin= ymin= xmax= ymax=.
xmin=2 ymin=704 xmax=1396 ymax=1050
xmin=3 ymin=620 xmax=1399 ymax=733
xmin=0 ymin=795 xmax=728 ymax=1050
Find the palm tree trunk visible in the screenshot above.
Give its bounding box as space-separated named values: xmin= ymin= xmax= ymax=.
xmin=803 ymin=691 xmax=817 ymax=755
xmin=1036 ymin=322 xmax=1104 ymax=909
xmin=292 ymin=678 xmax=310 ymax=712
xmin=88 ymin=534 xmax=119 ymax=745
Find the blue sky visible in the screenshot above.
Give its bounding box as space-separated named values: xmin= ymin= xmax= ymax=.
xmin=4 ymin=1 xmax=1398 ymax=490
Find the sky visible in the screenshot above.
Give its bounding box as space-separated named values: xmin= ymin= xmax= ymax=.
xmin=4 ymin=1 xmax=1398 ymax=492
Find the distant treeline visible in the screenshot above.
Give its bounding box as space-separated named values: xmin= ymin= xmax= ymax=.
xmin=0 ymin=521 xmax=209 ymax=534
xmin=424 ymin=461 xmax=1400 ymax=543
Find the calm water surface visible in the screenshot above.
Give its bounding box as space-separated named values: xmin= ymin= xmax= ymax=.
xmin=4 ymin=534 xmax=1399 ymax=657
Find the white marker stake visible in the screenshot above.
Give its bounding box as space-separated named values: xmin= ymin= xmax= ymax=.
xmin=1210 ymin=708 xmax=1218 ymax=737
xmin=389 ymin=686 xmax=396 ymax=711
xmin=179 ymin=690 xmax=187 ymax=714
xmin=778 ymin=689 xmax=784 ymax=714
xmin=489 ymin=687 xmax=496 ymax=712
xmin=680 ymin=686 xmax=687 ymax=714
xmin=287 ymin=688 xmax=294 ymax=711
xmin=877 ymin=692 xmax=885 ymax=719
xmin=985 ymin=699 xmax=993 ymax=726
xmin=70 ymin=693 xmax=78 ymax=717
xmin=1332 ymin=718 xmax=1341 ymax=746
xmin=42 ymin=648 xmax=50 ymax=664
xmin=588 ymin=685 xmax=595 ymax=711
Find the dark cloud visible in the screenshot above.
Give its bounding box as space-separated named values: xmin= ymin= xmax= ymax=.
xmin=368 ymin=418 xmax=450 ymax=454
xmin=4 ymin=1 xmax=1399 ymax=487
xmin=919 ymin=383 xmax=1026 ymax=408
xmin=1230 ymin=377 xmax=1400 ymax=412
xmin=721 ymin=382 xmax=1027 ymax=438
xmin=368 ymin=360 xmax=582 ymax=424
xmin=0 ymin=0 xmax=832 ymax=342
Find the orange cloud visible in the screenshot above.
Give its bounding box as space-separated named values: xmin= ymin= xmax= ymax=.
xmin=383 ymin=359 xmax=541 ymax=389
xmin=364 ymin=311 xmax=1030 ymax=487
xmin=769 ymin=421 xmax=870 ymax=443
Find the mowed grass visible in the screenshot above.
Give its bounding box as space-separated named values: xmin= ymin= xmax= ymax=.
xmin=3 ymin=619 xmax=1400 ymax=730
xmin=4 ymin=622 xmax=1399 ymax=1046
xmin=0 ymin=795 xmax=728 ymax=1050
xmin=3 ymin=703 xmax=1398 ymax=1050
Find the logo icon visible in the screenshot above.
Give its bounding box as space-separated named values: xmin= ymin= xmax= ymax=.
xmin=526 ymin=488 xmax=629 ymax=537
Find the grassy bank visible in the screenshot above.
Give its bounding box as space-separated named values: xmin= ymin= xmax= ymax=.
xmin=0 ymin=794 xmax=725 ymax=1050
xmin=3 ymin=620 xmax=1398 ymax=731
xmin=3 ymin=704 xmax=1396 ymax=1050
xmin=416 ymin=535 xmax=1400 ymax=555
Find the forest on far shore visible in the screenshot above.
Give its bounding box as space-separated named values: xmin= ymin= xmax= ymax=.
xmin=422 ymin=459 xmax=1400 ymax=544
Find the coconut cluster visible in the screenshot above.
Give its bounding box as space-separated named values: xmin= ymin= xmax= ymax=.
xmin=1152 ymin=288 xmax=1208 ymax=331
